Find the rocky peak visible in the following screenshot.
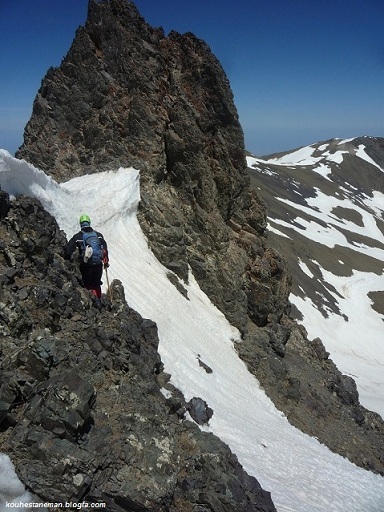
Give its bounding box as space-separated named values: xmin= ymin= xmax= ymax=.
xmin=17 ymin=0 xmax=244 ymax=190
xmin=16 ymin=0 xmax=286 ymax=336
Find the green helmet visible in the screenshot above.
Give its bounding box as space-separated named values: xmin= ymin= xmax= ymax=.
xmin=79 ymin=214 xmax=91 ymax=226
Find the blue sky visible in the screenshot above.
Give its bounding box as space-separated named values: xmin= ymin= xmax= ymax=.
xmin=1 ymin=0 xmax=383 ymax=157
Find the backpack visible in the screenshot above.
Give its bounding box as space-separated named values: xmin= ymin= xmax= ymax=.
xmin=81 ymin=231 xmax=103 ymax=265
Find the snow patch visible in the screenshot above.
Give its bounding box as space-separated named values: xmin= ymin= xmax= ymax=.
xmin=356 ymin=144 xmax=384 ymax=172
xmin=0 ymin=454 xmax=47 ymax=511
xmin=267 ymin=145 xmax=322 ymax=166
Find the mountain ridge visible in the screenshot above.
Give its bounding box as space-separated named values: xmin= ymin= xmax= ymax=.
xmin=1 ymin=151 xmax=383 ymax=511
xmin=1 ymin=0 xmax=383 ymax=509
xmin=247 ymin=135 xmax=384 ymax=418
xmin=0 ymin=185 xmax=276 ymax=511
xmin=12 ymin=0 xmax=384 ymax=475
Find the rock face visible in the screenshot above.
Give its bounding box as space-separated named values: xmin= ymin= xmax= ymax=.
xmin=237 ymin=319 xmax=384 ymax=475
xmin=16 ymin=0 xmax=289 ymax=336
xmin=13 ymin=0 xmax=384 ymax=487
xmin=0 ymin=191 xmax=276 ymax=511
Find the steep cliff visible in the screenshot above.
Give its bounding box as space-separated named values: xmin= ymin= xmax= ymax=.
xmin=14 ymin=0 xmax=384 ymax=483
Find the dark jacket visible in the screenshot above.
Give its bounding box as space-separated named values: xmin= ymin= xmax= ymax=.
xmin=64 ymin=226 xmax=108 ymax=265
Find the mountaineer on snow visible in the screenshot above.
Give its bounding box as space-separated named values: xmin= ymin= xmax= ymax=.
xmin=64 ymin=214 xmax=109 ymax=308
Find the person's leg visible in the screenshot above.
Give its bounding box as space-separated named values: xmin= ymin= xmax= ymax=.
xmin=91 ymin=265 xmax=103 ymax=299
xmin=81 ymin=265 xmax=102 ymax=301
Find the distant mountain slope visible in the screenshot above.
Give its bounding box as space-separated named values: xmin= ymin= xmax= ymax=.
xmin=247 ymin=136 xmax=384 ymax=417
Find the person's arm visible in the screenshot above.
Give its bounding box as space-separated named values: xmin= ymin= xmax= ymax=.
xmin=64 ymin=233 xmax=80 ymax=260
xmin=98 ymin=233 xmax=109 ymax=267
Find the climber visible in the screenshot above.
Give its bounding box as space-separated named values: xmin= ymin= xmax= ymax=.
xmin=64 ymin=214 xmax=109 ymax=308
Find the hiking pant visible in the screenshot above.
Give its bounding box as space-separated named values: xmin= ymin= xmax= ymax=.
xmin=80 ymin=264 xmax=103 ymax=299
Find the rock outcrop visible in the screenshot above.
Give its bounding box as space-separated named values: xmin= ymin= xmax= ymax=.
xmin=237 ymin=318 xmax=384 ymax=475
xmin=16 ymin=0 xmax=289 ymax=337
xmin=12 ymin=0 xmax=384 ymax=488
xmin=0 ymin=191 xmax=276 ymax=511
